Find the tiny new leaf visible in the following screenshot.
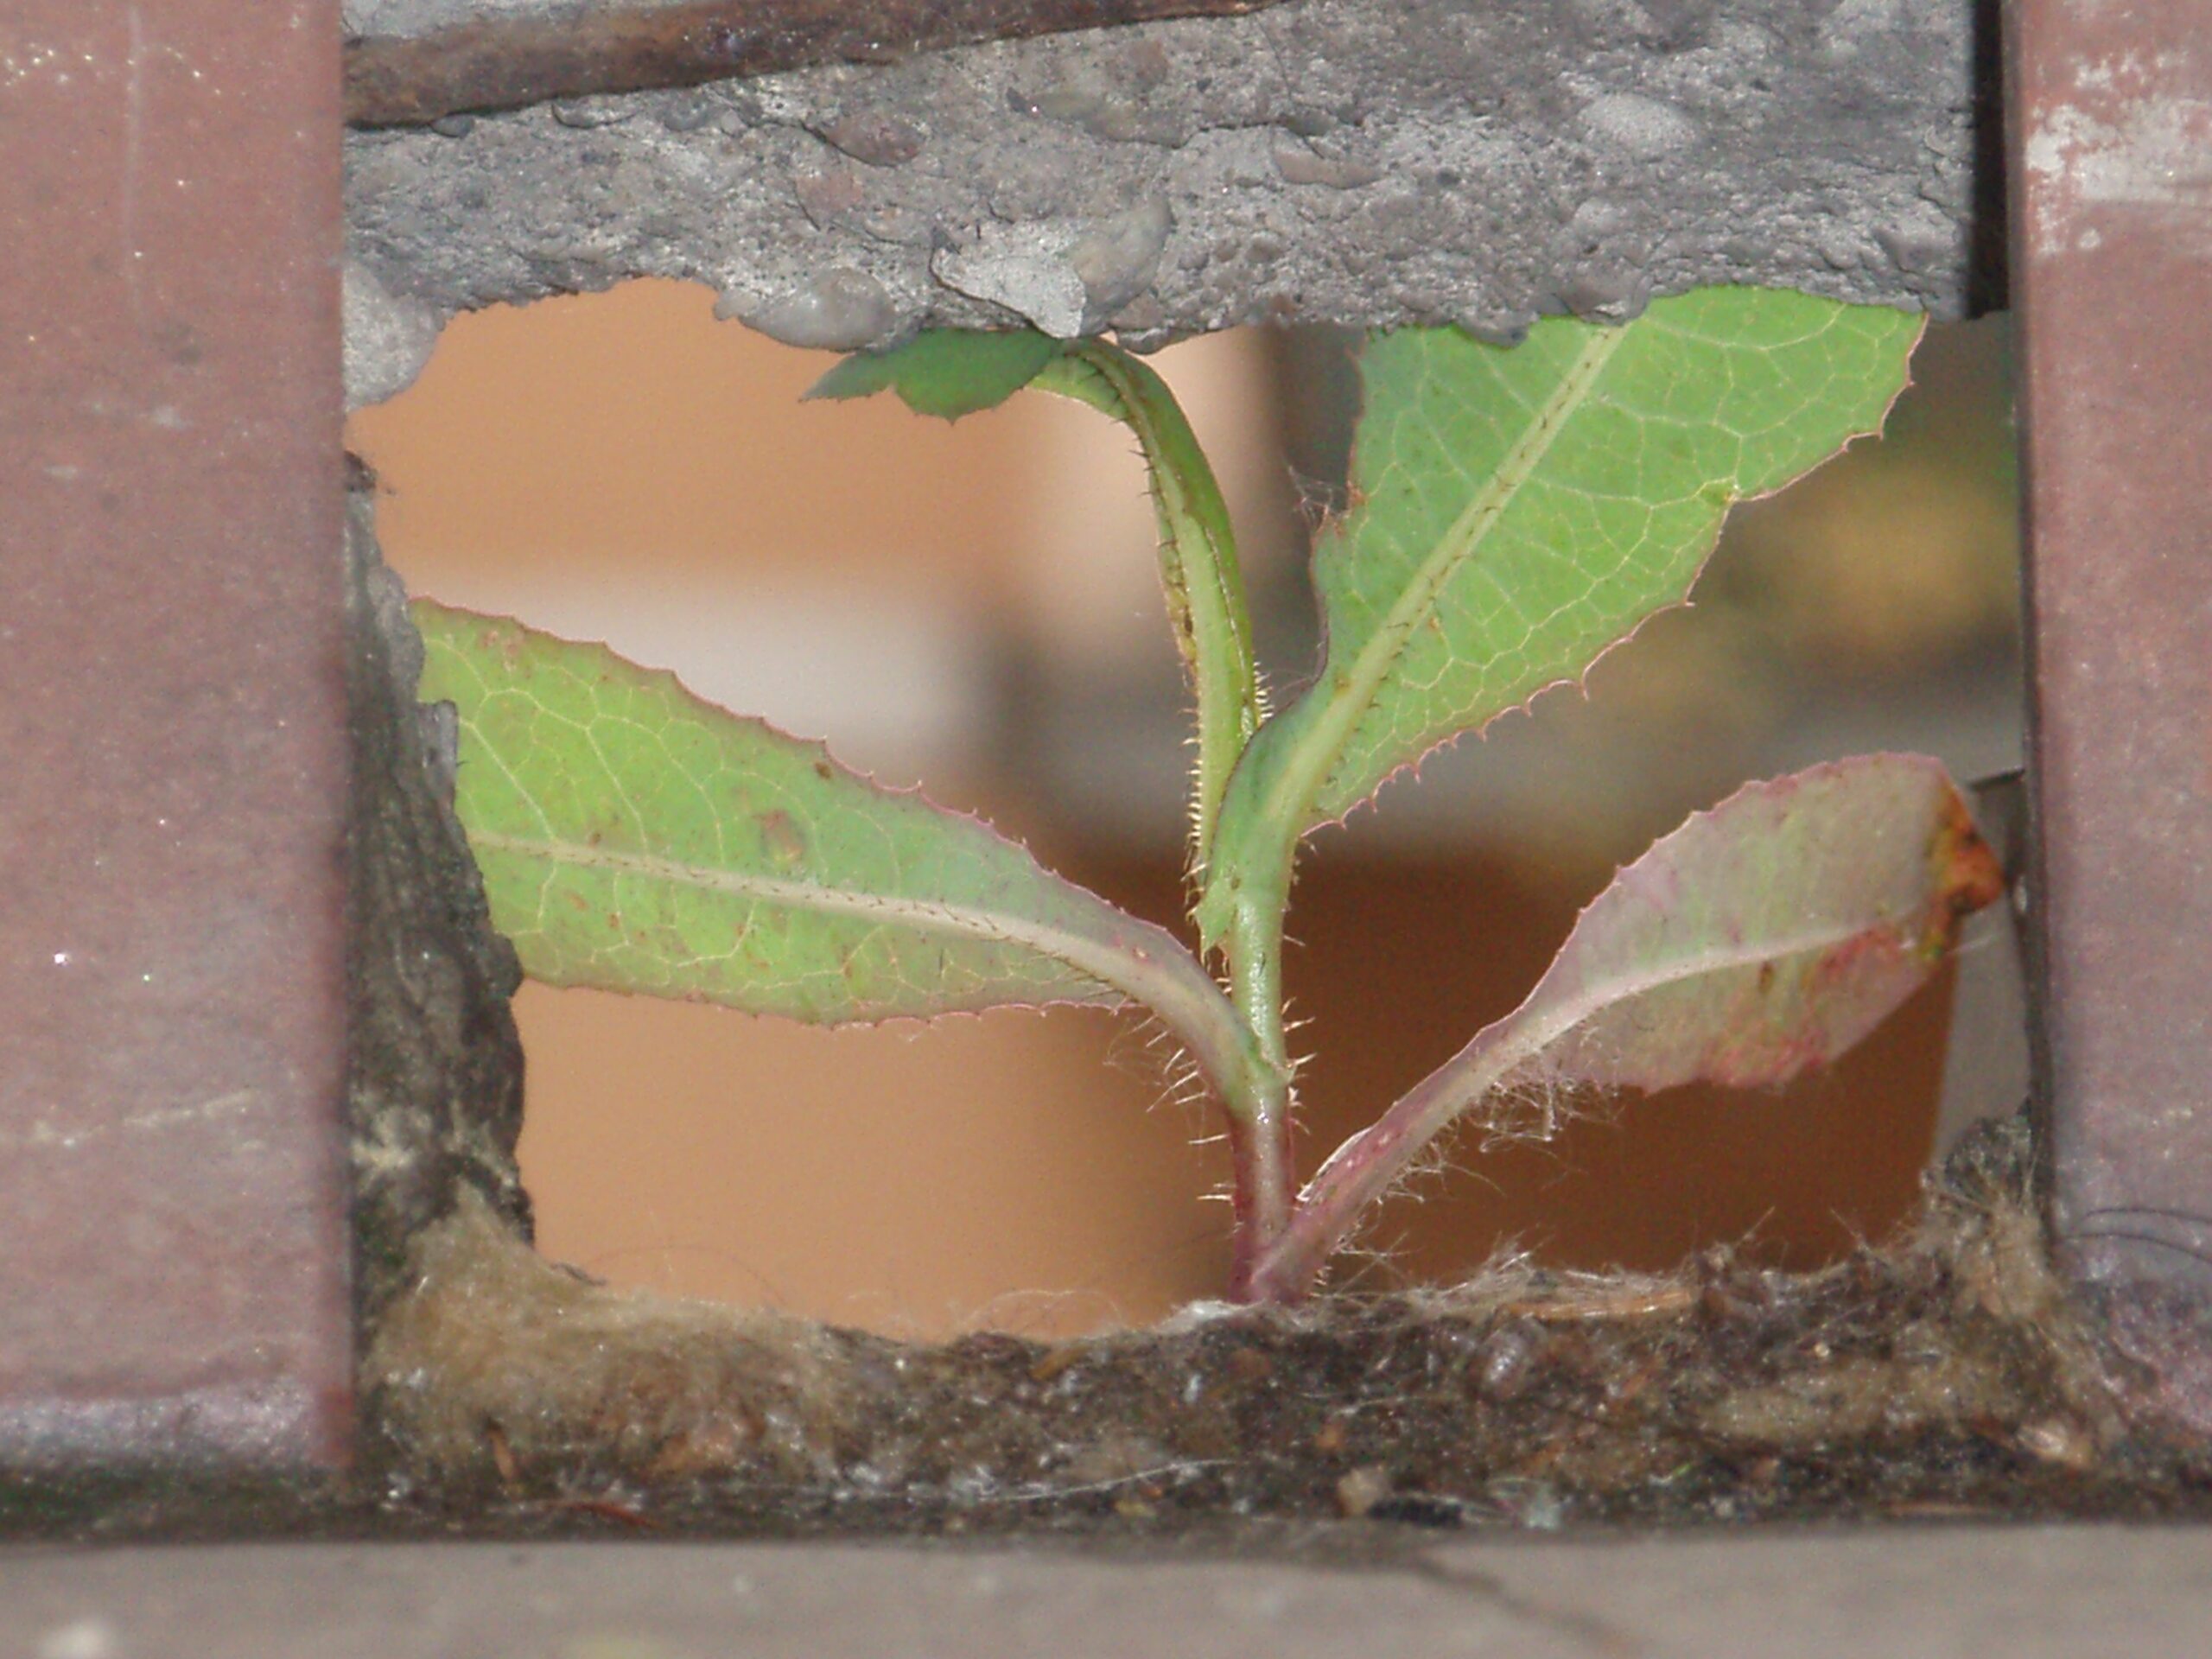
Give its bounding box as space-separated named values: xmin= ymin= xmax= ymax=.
xmin=804 ymin=328 xmax=1059 ymax=420
xmin=412 ymin=601 xmax=1276 ymax=1118
xmin=1252 ymin=753 xmax=2005 ymax=1300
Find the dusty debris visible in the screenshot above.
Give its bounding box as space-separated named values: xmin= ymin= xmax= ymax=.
xmin=365 ymin=1186 xmax=863 ymax=1486
xmin=340 ymin=1112 xmax=2212 ymax=1535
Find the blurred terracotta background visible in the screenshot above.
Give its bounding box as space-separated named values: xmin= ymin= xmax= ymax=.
xmin=347 ymin=282 xmax=2022 ymax=1338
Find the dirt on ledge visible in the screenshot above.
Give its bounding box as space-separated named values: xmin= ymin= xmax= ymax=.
xmin=338 ymin=1113 xmax=2212 ymax=1538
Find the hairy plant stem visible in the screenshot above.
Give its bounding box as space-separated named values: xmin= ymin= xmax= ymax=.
xmin=1032 ymin=338 xmax=1294 ymax=1284
xmin=1248 ymin=1027 xmax=1512 ymax=1304
xmin=1222 ymin=880 xmax=1294 ymax=1298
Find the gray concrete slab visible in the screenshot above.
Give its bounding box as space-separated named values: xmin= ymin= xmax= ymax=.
xmin=344 ymin=0 xmax=1991 ymax=393
xmin=5 ymin=1526 xmax=2209 ymax=1659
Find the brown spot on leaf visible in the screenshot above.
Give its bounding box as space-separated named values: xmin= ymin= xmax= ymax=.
xmin=760 ymin=810 xmax=808 ymax=869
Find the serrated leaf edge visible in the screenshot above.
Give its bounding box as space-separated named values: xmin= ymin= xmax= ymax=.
xmin=1248 ymin=753 xmax=1986 ymax=1300
xmin=416 ymin=601 xmax=1280 ymax=1124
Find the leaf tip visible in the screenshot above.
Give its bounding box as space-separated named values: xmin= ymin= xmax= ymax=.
xmin=800 ymin=354 xmax=886 ymax=406
xmin=1927 ymin=784 xmax=2009 ymax=950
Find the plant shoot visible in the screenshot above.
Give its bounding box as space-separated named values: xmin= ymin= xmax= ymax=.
xmin=413 ymin=290 xmax=2003 ymax=1304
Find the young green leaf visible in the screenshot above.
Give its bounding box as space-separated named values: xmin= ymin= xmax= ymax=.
xmin=809 ymin=329 xmax=1265 ymax=881
xmin=1249 ymin=754 xmax=2006 ymax=1301
xmin=804 ymin=328 xmax=1061 ymax=419
xmin=1027 ymin=341 xmax=1280 ymax=1253
xmin=1032 ymin=342 xmax=1264 ymax=876
xmin=411 ymin=601 xmax=1279 ymax=1123
xmin=1198 ymin=292 xmax=1923 ymax=956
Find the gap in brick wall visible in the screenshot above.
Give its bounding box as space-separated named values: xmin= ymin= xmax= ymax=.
xmin=347 ymin=280 xmax=2024 ymax=1338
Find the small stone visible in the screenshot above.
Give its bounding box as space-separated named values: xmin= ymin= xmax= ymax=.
xmin=1580 ymin=92 xmax=1698 ymax=157
xmin=816 ymin=111 xmax=926 ymax=168
xmin=1336 ymin=1465 xmax=1395 ymax=1518
xmin=1120 ymin=39 xmax=1173 ymax=88
xmin=1558 ymin=266 xmax=1649 ymax=321
xmin=933 ymin=235 xmax=1089 ymax=338
xmin=2017 ymin=1415 xmax=2098 ymax=1472
xmin=1272 ymin=136 xmax=1385 ymax=189
xmin=1071 ymin=197 xmax=1173 ymax=326
xmin=658 ymin=96 xmax=721 ymax=134
xmin=1024 ymin=73 xmax=1142 ymax=144
xmin=722 ymin=268 xmax=899 ymax=352
xmin=1820 ymin=232 xmax=1867 ymax=270
xmin=550 ymin=98 xmax=632 ymax=130
xmin=1473 ymin=1321 xmax=1545 ymax=1402
xmin=792 ymin=161 xmax=866 ymax=232
xmin=855 ymin=203 xmax=936 ymax=248
xmin=1876 ymin=220 xmax=1956 ymax=275
xmin=341 ymin=260 xmax=442 ymax=410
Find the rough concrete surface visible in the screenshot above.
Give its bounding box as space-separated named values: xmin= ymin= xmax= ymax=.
xmin=344 ymin=0 xmax=1988 ymax=400
xmin=342 ymin=476 xmax=533 ymax=1326
xmin=7 ymin=1525 xmax=2210 ymax=1658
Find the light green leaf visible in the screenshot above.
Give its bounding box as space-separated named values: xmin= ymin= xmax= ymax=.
xmin=413 ymin=601 xmax=1277 ymax=1118
xmin=1198 ymin=291 xmax=1922 ymax=952
xmin=808 ymin=330 xmax=1264 ymax=880
xmin=804 ymin=328 xmax=1060 ymax=419
xmin=1251 ymin=753 xmax=2005 ymax=1300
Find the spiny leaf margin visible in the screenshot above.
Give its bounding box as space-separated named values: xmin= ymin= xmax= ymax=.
xmin=1249 ymin=753 xmax=2005 ymax=1300
xmin=1200 ymin=290 xmax=1923 ymax=951
xmin=411 ymin=601 xmax=1274 ymax=1116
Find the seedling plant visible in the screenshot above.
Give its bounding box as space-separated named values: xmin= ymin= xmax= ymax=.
xmin=413 ymin=289 xmax=2004 ymax=1306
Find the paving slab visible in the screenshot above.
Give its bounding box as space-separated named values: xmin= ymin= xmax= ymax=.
xmin=4 ymin=1525 xmax=2209 ymax=1659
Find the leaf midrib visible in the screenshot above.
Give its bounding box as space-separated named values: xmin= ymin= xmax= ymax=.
xmin=472 ymin=823 xmax=1276 ymax=1116
xmin=474 ymin=826 xmax=1128 ymax=976
xmin=1489 ymin=911 xmax=1914 ymax=1084
xmin=1271 ymin=324 xmax=1633 ymax=834
xmin=1331 ymin=909 xmax=1916 ymax=1193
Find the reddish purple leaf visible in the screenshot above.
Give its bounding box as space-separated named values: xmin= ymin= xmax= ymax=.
xmin=1254 ymin=753 xmax=2005 ymax=1300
